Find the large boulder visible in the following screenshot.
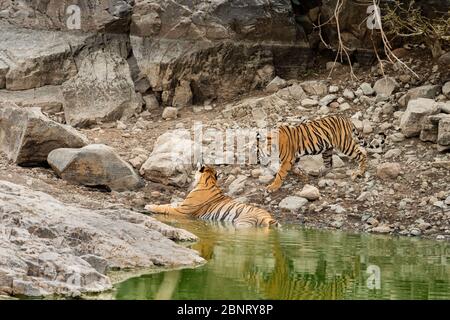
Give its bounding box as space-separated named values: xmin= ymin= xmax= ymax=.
xmin=0 ymin=85 xmax=64 ymax=114
xmin=398 ymin=85 xmax=441 ymax=107
xmin=140 ymin=130 xmax=196 ymax=187
xmin=62 ymin=48 xmax=142 ymax=127
xmin=48 ymin=144 xmax=143 ymax=191
xmin=0 ymin=180 xmax=203 ymax=297
xmin=0 ymin=0 xmax=133 ymax=32
xmin=0 ymin=22 xmax=89 ymax=91
xmin=0 ymin=103 xmax=88 ymax=166
xmin=130 ymin=0 xmax=307 ymax=105
xmin=400 ymin=98 xmax=441 ymax=137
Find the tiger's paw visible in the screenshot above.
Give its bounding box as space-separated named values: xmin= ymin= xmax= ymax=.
xmin=351 ymin=170 xmax=363 ymax=181
xmin=266 ymin=182 xmax=281 ymax=193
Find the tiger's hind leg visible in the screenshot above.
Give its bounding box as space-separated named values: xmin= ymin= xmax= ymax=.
xmin=341 ymin=141 xmax=367 ymax=180
xmin=319 ymin=147 xmax=333 ymax=177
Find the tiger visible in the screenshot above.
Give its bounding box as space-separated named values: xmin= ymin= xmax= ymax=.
xmin=146 ymin=164 xmax=280 ymax=228
xmin=257 ymin=115 xmax=384 ymax=192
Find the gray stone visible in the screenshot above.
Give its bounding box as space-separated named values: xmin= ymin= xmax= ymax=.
xmin=0 ymin=23 xmax=88 ymax=91
xmin=227 ymin=175 xmax=247 ymax=196
xmin=297 ymin=184 xmax=320 ymax=201
xmin=140 ymin=130 xmax=196 ymax=187
xmin=398 ymin=85 xmax=441 ymax=107
xmin=0 ymin=180 xmax=203 ymax=297
xmin=80 ymin=255 xmax=109 ymax=275
xmin=319 ymin=94 xmax=337 ymax=106
xmin=0 ymin=103 xmax=88 ymax=165
xmin=343 ymin=88 xmax=355 ymax=99
xmin=265 ymin=76 xmax=287 ymax=93
xmin=443 ymin=82 xmax=450 ymax=99
xmin=143 ymin=94 xmax=160 ymax=111
xmin=62 ymin=49 xmax=142 ymax=127
xmin=300 ymin=80 xmax=328 ymax=96
xmin=279 ymin=196 xmax=308 ymax=211
xmin=377 ymin=162 xmax=401 ymax=180
xmin=373 ymin=77 xmax=399 ymax=96
xmin=172 ymin=80 xmax=193 ymax=108
xmin=400 ymin=98 xmax=440 ymax=137
xmin=301 ymin=98 xmax=318 ymax=107
xmin=0 ymin=86 xmax=64 ymax=114
xmin=437 ymin=118 xmax=450 ymax=146
xmin=162 ymin=107 xmax=178 ymax=120
xmin=48 ymin=144 xmax=143 ymax=192
xmin=359 ymin=83 xmax=374 ymax=96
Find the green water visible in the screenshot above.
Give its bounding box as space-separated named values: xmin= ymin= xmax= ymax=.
xmin=115 ymin=217 xmax=450 ymax=300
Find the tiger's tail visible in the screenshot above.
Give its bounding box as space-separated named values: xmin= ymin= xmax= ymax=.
xmin=350 ymin=120 xmax=385 ymax=149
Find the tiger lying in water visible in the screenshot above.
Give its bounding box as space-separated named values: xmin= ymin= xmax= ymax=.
xmin=146 ymin=165 xmax=280 ymax=228
xmin=257 ymin=115 xmax=384 ymax=192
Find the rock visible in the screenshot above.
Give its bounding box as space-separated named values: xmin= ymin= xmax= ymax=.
xmin=265 ymin=76 xmax=287 ymax=93
xmin=129 ymin=154 xmax=148 ymax=170
xmin=366 ymin=217 xmax=379 ymax=227
xmin=373 ymin=77 xmax=399 ymax=96
xmin=410 ymin=228 xmax=421 ymax=236
xmin=143 ymin=94 xmax=160 ymax=110
xmin=438 ymin=52 xmax=450 ymax=66
xmin=227 ymin=175 xmax=247 ymax=196
xmin=62 ymin=48 xmax=142 ymax=127
xmin=0 ymin=103 xmax=88 ymax=166
xmin=1 ymin=0 xmax=133 ymax=32
xmin=297 ymin=184 xmax=320 ymax=201
xmin=389 ymin=133 xmax=406 ymax=143
xmin=172 ymin=80 xmax=193 ymax=108
xmin=48 ymin=144 xmax=143 ymax=192
xmin=442 ymin=82 xmax=450 ymax=99
xmin=0 ymin=23 xmax=89 ymax=91
xmin=362 ymin=119 xmax=373 ymax=134
xmin=0 ymin=180 xmax=203 ymax=297
xmin=326 ymin=61 xmax=342 ymax=70
xmin=343 ymin=89 xmax=355 ymax=99
xmin=384 ymin=148 xmax=402 ymax=159
xmin=371 ymin=225 xmax=392 ymax=234
xmin=131 ymin=0 xmax=162 ymax=37
xmin=377 ymin=162 xmax=401 ymax=180
xmin=339 ymin=102 xmax=351 ymax=111
xmin=140 ymin=129 xmax=196 ymax=187
xmin=359 ymin=83 xmax=374 ymax=96
xmin=279 ymin=196 xmax=308 ymax=211
xmin=329 ymin=102 xmax=340 ymax=109
xmin=130 ymin=0 xmax=301 ymax=104
xmin=300 ymin=81 xmax=328 ymax=96
xmin=276 ymin=84 xmax=307 ymax=101
xmin=319 ymin=94 xmax=337 ymax=106
xmin=437 ymin=118 xmax=450 ymax=146
xmin=400 ymin=98 xmax=440 ymax=137
xmin=398 ymin=85 xmax=441 ymax=107
xmin=81 ymin=255 xmax=109 ymax=275
xmin=258 ymin=175 xmax=274 ymax=184
xmin=329 ymin=85 xmax=339 ymax=93
xmin=301 ymin=98 xmax=318 ymax=107
xmin=0 ymin=86 xmax=64 ymax=114
xmin=162 ymin=107 xmax=178 ymax=120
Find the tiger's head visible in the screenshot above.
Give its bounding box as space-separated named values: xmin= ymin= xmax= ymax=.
xmin=256 ymin=131 xmax=273 ymax=166
xmin=193 ymin=163 xmax=219 ymax=188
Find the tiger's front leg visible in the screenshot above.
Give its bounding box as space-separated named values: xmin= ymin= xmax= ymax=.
xmin=266 ymin=160 xmax=292 ymax=193
xmin=145 ymin=204 xmax=182 ymax=215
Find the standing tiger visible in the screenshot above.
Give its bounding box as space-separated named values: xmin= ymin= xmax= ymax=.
xmin=146 ymin=165 xmax=280 ymax=228
xmin=257 ymin=115 xmax=384 ymax=192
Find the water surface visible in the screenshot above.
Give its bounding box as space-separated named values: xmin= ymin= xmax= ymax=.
xmin=115 ymin=217 xmax=450 ymax=300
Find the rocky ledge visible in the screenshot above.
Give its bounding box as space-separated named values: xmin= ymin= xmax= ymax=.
xmin=0 ymin=180 xmax=203 ymax=298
